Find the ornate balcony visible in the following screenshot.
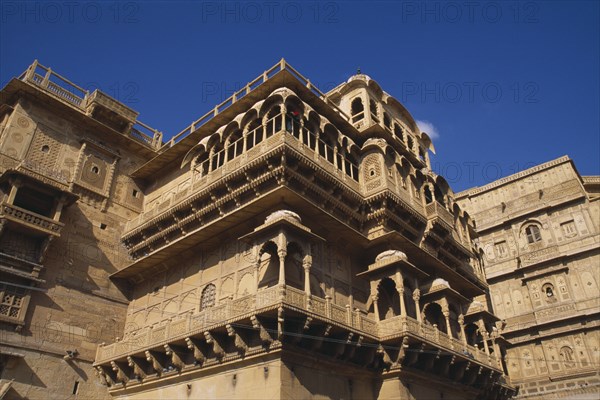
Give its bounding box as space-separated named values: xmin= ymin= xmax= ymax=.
xmin=0 ymin=202 xmax=64 ymax=237
xmin=94 ymin=285 xmax=510 ymax=397
xmin=426 ymin=200 xmax=454 ymax=232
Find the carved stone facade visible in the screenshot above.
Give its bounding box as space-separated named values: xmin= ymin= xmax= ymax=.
xmin=0 ymin=59 xmax=592 ymax=399
xmin=456 ymin=159 xmax=600 ymax=399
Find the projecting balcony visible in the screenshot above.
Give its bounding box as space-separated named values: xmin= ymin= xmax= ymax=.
xmin=0 ymin=202 xmax=64 ymax=237
xmin=94 ymin=284 xmax=508 ymax=395
xmin=425 ymin=200 xmax=454 ymax=232
xmin=122 ymin=116 xmax=367 ymax=258
xmin=95 ymin=285 xmax=377 ymax=365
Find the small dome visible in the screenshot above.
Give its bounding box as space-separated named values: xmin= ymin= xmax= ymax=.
xmin=375 ymin=250 xmax=407 ymax=262
xmin=432 ymin=278 xmax=450 ymax=288
xmin=347 ymin=73 xmax=372 ymax=83
xmin=265 ymin=210 xmax=301 ymax=224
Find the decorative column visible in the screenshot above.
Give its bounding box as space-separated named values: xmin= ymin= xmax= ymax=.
xmin=253 ymin=260 xmax=260 ymax=291
xmin=373 ymin=295 xmax=380 ymax=321
xmin=7 ymin=178 xmax=22 ymax=204
xmin=413 ymin=289 xmax=422 ymax=323
xmin=458 ymin=314 xmax=467 ymax=345
xmin=277 ymin=248 xmax=287 ymax=286
xmin=52 ymin=195 xmax=67 ymax=221
xmin=303 ymin=255 xmax=312 ymax=295
xmin=395 ymin=271 xmax=405 ymax=316
xmin=442 ymin=308 xmax=452 ymax=337
xmin=478 ymin=319 xmax=490 ymax=355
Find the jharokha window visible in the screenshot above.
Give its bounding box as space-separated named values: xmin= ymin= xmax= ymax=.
xmin=200 ymin=284 xmax=216 ymax=311
xmin=525 ymin=225 xmax=542 ymax=244
xmin=0 ymin=283 xmax=29 ymax=325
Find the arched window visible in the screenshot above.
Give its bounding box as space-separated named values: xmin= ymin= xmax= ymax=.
xmin=406 ymin=136 xmax=414 ymax=153
xmin=369 ymin=100 xmax=379 ymax=122
xmin=559 ymin=346 xmax=574 ymax=363
xmin=383 ymin=112 xmax=391 ymax=129
xmin=525 ymin=225 xmax=542 ymax=244
xmin=542 ymin=282 xmax=557 ymax=303
xmin=351 ymin=98 xmax=364 ymax=122
xmin=200 ymin=284 xmax=216 ymax=311
xmin=394 ymin=124 xmax=404 ymax=143
xmin=424 ymin=185 xmax=433 ymax=204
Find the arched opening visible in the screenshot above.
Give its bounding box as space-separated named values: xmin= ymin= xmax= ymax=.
xmin=226 ymin=129 xmax=243 ymax=161
xmin=394 ymin=123 xmax=404 ymax=143
xmin=377 ymin=278 xmax=401 ymax=320
xmin=559 ymin=346 xmax=575 ymax=367
xmin=465 ymin=323 xmax=481 ymax=347
xmin=194 ymin=151 xmax=209 ymax=177
xmin=434 ymin=183 xmax=445 ymax=205
xmin=200 ymin=284 xmax=216 ymax=311
xmin=319 ymin=125 xmax=338 ymax=164
xmin=423 ymin=302 xmax=446 ymax=333
xmin=285 ymin=242 xmax=304 ymax=291
xmin=351 ymin=98 xmax=364 ymax=122
xmin=525 ymin=225 xmax=542 ymax=244
xmin=383 ymin=112 xmax=391 ymax=129
xmin=448 ymin=308 xmax=461 ymax=339
xmin=406 ymin=136 xmax=414 ymax=153
xmin=245 ymin=118 xmax=263 ymax=151
xmin=369 ymin=100 xmax=379 ymax=122
xmin=266 ymin=106 xmax=282 ymax=138
xmin=210 ymin=140 xmax=225 ymax=171
xmin=424 ymin=185 xmax=434 ymax=204
xmin=403 ymin=279 xmax=417 ymax=319
xmin=346 ymin=150 xmax=359 ymax=181
xmin=258 ymin=241 xmax=279 ymax=289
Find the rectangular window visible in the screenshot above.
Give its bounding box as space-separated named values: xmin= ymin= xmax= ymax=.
xmin=495 ymin=241 xmax=508 ymax=258
xmin=0 ymin=283 xmax=29 ymax=324
xmin=561 ymin=220 xmax=577 ymax=237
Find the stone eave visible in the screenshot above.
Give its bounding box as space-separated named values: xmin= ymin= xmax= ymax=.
xmin=238 ymin=216 xmax=326 ymax=244
xmin=356 ymin=256 xmax=429 ymax=280
xmin=364 ymin=231 xmax=487 ymax=297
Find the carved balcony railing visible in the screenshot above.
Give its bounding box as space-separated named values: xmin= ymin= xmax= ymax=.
xmin=96 ymin=285 xmax=500 ymax=378
xmin=19 ymin=60 xmax=162 ymax=149
xmin=0 ymin=202 xmax=64 ymax=236
xmin=158 ymin=58 xmax=350 ymax=152
xmin=377 ymin=315 xmax=498 ymax=368
xmin=426 ymin=201 xmax=454 ymax=231
xmin=124 ymin=116 xmax=362 ymax=238
xmin=95 ymin=285 xmax=378 ymax=364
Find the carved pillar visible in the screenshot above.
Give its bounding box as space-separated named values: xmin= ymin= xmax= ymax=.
xmin=7 ymin=178 xmax=22 ymax=204
xmin=303 ymin=256 xmax=312 ymax=295
xmin=413 ymin=289 xmax=421 ymax=323
xmin=491 ymin=331 xmax=501 ymax=367
xmin=208 ymin=148 xmax=215 ymax=172
xmin=479 ymin=319 xmax=490 ymax=355
xmin=373 ymin=295 xmax=380 ymax=321
xmin=395 ymin=271 xmax=405 ymax=316
xmin=442 ymin=304 xmax=452 ymax=337
xmin=52 ymin=195 xmax=67 ymax=221
xmin=254 ymin=260 xmax=260 ymax=291
xmin=398 ymin=287 xmax=406 ymax=317
xmin=458 ymin=314 xmax=467 ymax=345
xmin=278 ymin=248 xmax=287 ymax=286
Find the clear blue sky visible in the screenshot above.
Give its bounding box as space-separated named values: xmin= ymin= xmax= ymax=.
xmin=1 ymin=1 xmax=598 ymax=191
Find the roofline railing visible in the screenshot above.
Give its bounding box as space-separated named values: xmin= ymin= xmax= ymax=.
xmin=18 ymin=60 xmax=162 ymax=150
xmin=159 ymin=58 xmax=350 ymax=153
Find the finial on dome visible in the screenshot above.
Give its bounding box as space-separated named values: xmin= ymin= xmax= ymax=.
xmin=357 ymin=67 xmax=361 ymax=74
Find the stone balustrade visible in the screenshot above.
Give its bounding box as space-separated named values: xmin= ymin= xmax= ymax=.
xmin=96 ymin=284 xmax=498 ymax=373
xmin=0 ymin=202 xmax=64 ymax=236
xmin=426 ymin=200 xmax=455 ymax=230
